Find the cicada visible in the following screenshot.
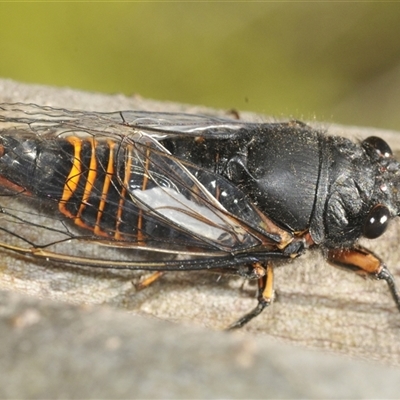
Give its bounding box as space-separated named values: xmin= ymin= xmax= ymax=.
xmin=0 ymin=103 xmax=399 ymax=329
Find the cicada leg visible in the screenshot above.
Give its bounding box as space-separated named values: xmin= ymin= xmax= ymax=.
xmin=327 ymin=246 xmax=400 ymax=312
xmin=227 ymin=262 xmax=274 ymax=330
xmin=136 ymin=271 xmax=165 ymax=290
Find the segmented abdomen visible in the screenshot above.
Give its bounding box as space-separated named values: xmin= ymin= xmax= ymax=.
xmin=0 ymin=135 xmax=160 ymax=242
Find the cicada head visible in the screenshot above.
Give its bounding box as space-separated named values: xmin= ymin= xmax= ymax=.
xmin=321 ymin=135 xmax=400 ymax=248
xmin=359 ymin=136 xmax=400 ymax=240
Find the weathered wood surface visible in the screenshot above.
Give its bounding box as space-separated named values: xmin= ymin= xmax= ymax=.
xmin=1 ymin=78 xmax=400 ymax=398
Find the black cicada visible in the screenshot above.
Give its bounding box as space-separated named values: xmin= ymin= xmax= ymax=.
xmin=0 ymin=103 xmax=399 ymax=329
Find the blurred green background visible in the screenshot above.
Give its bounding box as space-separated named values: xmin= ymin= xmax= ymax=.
xmin=2 ymin=2 xmax=400 ymax=130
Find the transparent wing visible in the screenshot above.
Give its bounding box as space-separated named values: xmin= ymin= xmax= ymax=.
xmin=0 ymin=103 xmax=285 ymax=270
xmin=0 ymin=103 xmax=262 ymax=140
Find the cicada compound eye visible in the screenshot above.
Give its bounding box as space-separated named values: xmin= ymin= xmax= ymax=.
xmin=363 ymin=136 xmax=393 ymax=158
xmin=363 ymin=204 xmax=391 ymax=239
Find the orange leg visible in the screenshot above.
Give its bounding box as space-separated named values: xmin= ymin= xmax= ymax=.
xmin=136 ymin=271 xmax=165 ymax=290
xmin=227 ymin=262 xmax=274 ymax=330
xmin=327 ymin=246 xmax=400 ymax=312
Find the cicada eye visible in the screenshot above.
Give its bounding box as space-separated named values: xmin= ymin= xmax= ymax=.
xmin=363 ymin=204 xmax=391 ymax=239
xmin=363 ymin=136 xmax=393 ymax=158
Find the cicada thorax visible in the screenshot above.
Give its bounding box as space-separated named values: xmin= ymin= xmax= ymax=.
xmin=161 ymin=124 xmax=323 ymax=235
